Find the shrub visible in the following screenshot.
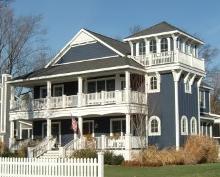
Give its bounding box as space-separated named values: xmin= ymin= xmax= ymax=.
xmin=112 ymin=154 xmax=124 ymax=165
xmin=184 ymin=135 xmax=219 ymax=164
xmin=104 ymin=151 xmax=114 ymax=165
xmin=16 ymin=146 xmax=28 ymax=157
xmin=124 ymin=136 xmax=219 ymax=167
xmin=104 ymin=151 xmax=124 ymax=165
xmin=71 ymin=149 xmax=97 ymax=158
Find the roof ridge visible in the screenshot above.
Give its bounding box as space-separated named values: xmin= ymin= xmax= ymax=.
xmin=84 ymin=28 xmax=126 ymax=45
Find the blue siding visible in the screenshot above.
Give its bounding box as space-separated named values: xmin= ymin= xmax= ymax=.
xmin=178 ymin=75 xmax=198 ymax=146
xmin=57 ymin=42 xmax=117 ymax=64
xmin=148 ymin=73 xmax=176 ymax=149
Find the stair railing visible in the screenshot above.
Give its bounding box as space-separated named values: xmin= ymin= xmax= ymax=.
xmin=62 ymin=137 xmax=86 ymax=157
xmin=27 ymin=137 xmax=56 ymax=158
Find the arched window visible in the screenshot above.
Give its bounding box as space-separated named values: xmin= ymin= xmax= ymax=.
xmin=185 ymin=78 xmax=191 ymax=93
xmin=190 ymin=117 xmax=197 ymax=135
xmin=150 ymin=76 xmax=157 ymax=90
xmin=161 ymin=38 xmax=168 ymax=52
xmin=139 ymin=41 xmax=146 ymax=55
xmin=181 ymin=116 xmax=188 ymax=135
xmin=149 ymin=39 xmax=157 ymax=53
xmin=149 ymin=116 xmax=161 ymax=136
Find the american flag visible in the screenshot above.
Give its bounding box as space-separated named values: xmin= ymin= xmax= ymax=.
xmin=71 ymin=117 xmax=78 ymax=132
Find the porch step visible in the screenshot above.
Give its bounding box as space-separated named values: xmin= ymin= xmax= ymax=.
xmin=40 ymin=150 xmax=62 ymax=159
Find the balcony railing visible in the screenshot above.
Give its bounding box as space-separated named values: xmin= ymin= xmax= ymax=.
xmin=133 ymin=50 xmax=205 ymax=71
xmin=10 ymin=90 xmax=146 ymax=112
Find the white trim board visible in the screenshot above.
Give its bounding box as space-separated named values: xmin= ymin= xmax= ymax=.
xmin=8 ymin=65 xmax=146 ymax=85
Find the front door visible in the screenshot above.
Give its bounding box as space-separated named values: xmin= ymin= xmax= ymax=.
xmin=83 ymin=121 xmax=94 ymax=137
xmin=42 ymin=122 xmax=61 ymax=145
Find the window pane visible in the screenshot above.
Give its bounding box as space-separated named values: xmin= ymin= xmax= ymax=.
xmin=121 ymin=81 xmax=125 ymax=90
xmin=41 ymin=88 xmax=47 ymax=98
xmin=54 ymin=86 xmax=63 ymax=97
xmin=106 ymin=79 xmax=115 ymax=91
xmin=112 ymin=120 xmax=121 ymax=134
xmin=88 ymin=81 xmax=96 ymax=93
xmin=97 ymin=80 xmax=105 ymax=92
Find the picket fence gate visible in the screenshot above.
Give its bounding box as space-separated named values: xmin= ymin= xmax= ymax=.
xmin=0 ymin=152 xmax=104 ymax=177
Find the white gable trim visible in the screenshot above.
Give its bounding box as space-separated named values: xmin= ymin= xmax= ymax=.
xmin=45 ymin=29 xmax=125 ymax=68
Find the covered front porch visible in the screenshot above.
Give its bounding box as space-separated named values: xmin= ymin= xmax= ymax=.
xmin=18 ymin=113 xmax=147 ymax=159
xmin=31 ymin=114 xmax=147 ymax=150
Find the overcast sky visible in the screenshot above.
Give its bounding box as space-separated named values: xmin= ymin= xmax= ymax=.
xmin=12 ymin=0 xmax=220 ymax=64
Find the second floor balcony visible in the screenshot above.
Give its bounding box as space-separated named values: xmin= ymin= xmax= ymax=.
xmin=10 ymin=90 xmax=146 ymax=112
xmin=133 ymin=50 xmax=205 ymax=71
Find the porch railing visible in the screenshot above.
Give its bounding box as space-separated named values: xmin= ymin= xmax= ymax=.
xmin=133 ymin=50 xmax=205 ymax=71
xmin=11 ymin=90 xmax=145 ymax=112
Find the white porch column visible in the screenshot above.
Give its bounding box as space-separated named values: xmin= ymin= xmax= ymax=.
xmin=197 ymin=77 xmax=203 ymax=135
xmin=10 ymin=86 xmax=15 ymax=109
xmin=156 ymin=37 xmax=161 ymax=53
xmin=172 ymin=70 xmax=182 ymax=150
xmin=210 ymin=124 xmax=213 ymax=137
xmin=9 ymin=120 xmax=15 ymax=147
xmin=167 ymin=37 xmax=171 ymax=51
xmin=129 ymin=41 xmax=134 ymax=57
xmin=78 ymin=76 xmax=83 ymax=107
xmin=47 ymin=118 xmax=52 ymax=138
xmin=136 ymin=42 xmax=140 ymax=56
xmin=144 ymin=39 xmax=150 ymax=54
xmin=125 ymin=114 xmax=131 ymax=160
xmin=78 ymin=116 xmax=83 ymax=137
xmin=145 ymin=115 xmax=148 ymax=147
xmin=125 ymin=71 xmax=131 ymax=103
xmin=47 ymin=81 xmax=51 ymax=109
xmin=126 ymin=114 xmax=131 ymax=135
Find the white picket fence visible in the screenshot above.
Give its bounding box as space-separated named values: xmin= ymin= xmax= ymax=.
xmin=0 ymin=152 xmax=104 ymax=177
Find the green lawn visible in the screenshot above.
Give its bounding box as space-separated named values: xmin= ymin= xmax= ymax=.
xmin=105 ymin=163 xmax=220 ymax=177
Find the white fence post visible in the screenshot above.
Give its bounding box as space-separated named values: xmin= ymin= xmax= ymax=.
xmin=98 ymin=152 xmax=104 ymax=177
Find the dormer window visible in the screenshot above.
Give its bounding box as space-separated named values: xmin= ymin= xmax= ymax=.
xmin=139 ymin=41 xmax=146 ymax=55
xmin=161 ymin=38 xmax=168 ymax=52
xmin=150 ymin=39 xmax=157 ymax=53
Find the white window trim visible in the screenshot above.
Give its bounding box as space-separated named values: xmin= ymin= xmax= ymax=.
xmin=184 ymin=80 xmax=191 ymax=94
xmin=149 ymin=116 xmax=161 ymax=136
xmin=181 ymin=116 xmax=188 ymax=135
xmin=40 ymin=86 xmax=47 ymax=98
xmin=110 ymin=118 xmax=125 ymax=136
xmin=200 ymin=91 xmax=206 ymax=109
xmin=190 ymin=117 xmax=197 ymax=135
xmin=148 ymin=73 xmax=160 ymax=93
xmin=83 ymin=120 xmax=95 ymax=137
xmin=52 ymin=84 xmax=64 ymax=97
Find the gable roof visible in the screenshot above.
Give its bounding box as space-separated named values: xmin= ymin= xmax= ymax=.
xmin=46 ymin=29 xmax=130 ymax=68
xmin=85 ymin=29 xmax=130 ymax=55
xmin=124 ymin=21 xmax=203 ymax=43
xmin=14 ymin=57 xmax=144 ymax=81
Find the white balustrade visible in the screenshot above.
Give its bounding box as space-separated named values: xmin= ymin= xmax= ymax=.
xmin=0 ymin=152 xmax=104 ymax=177
xmin=10 ymin=91 xmax=146 ymax=112
xmin=33 ymin=98 xmax=47 ymax=110
xmin=133 ymin=50 xmax=205 ymax=71
xmin=131 ymin=136 xmax=147 ymax=149
xmin=65 ymin=95 xmax=78 ymax=107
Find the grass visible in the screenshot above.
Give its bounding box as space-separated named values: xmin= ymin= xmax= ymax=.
xmin=105 ymin=163 xmax=220 ymax=177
